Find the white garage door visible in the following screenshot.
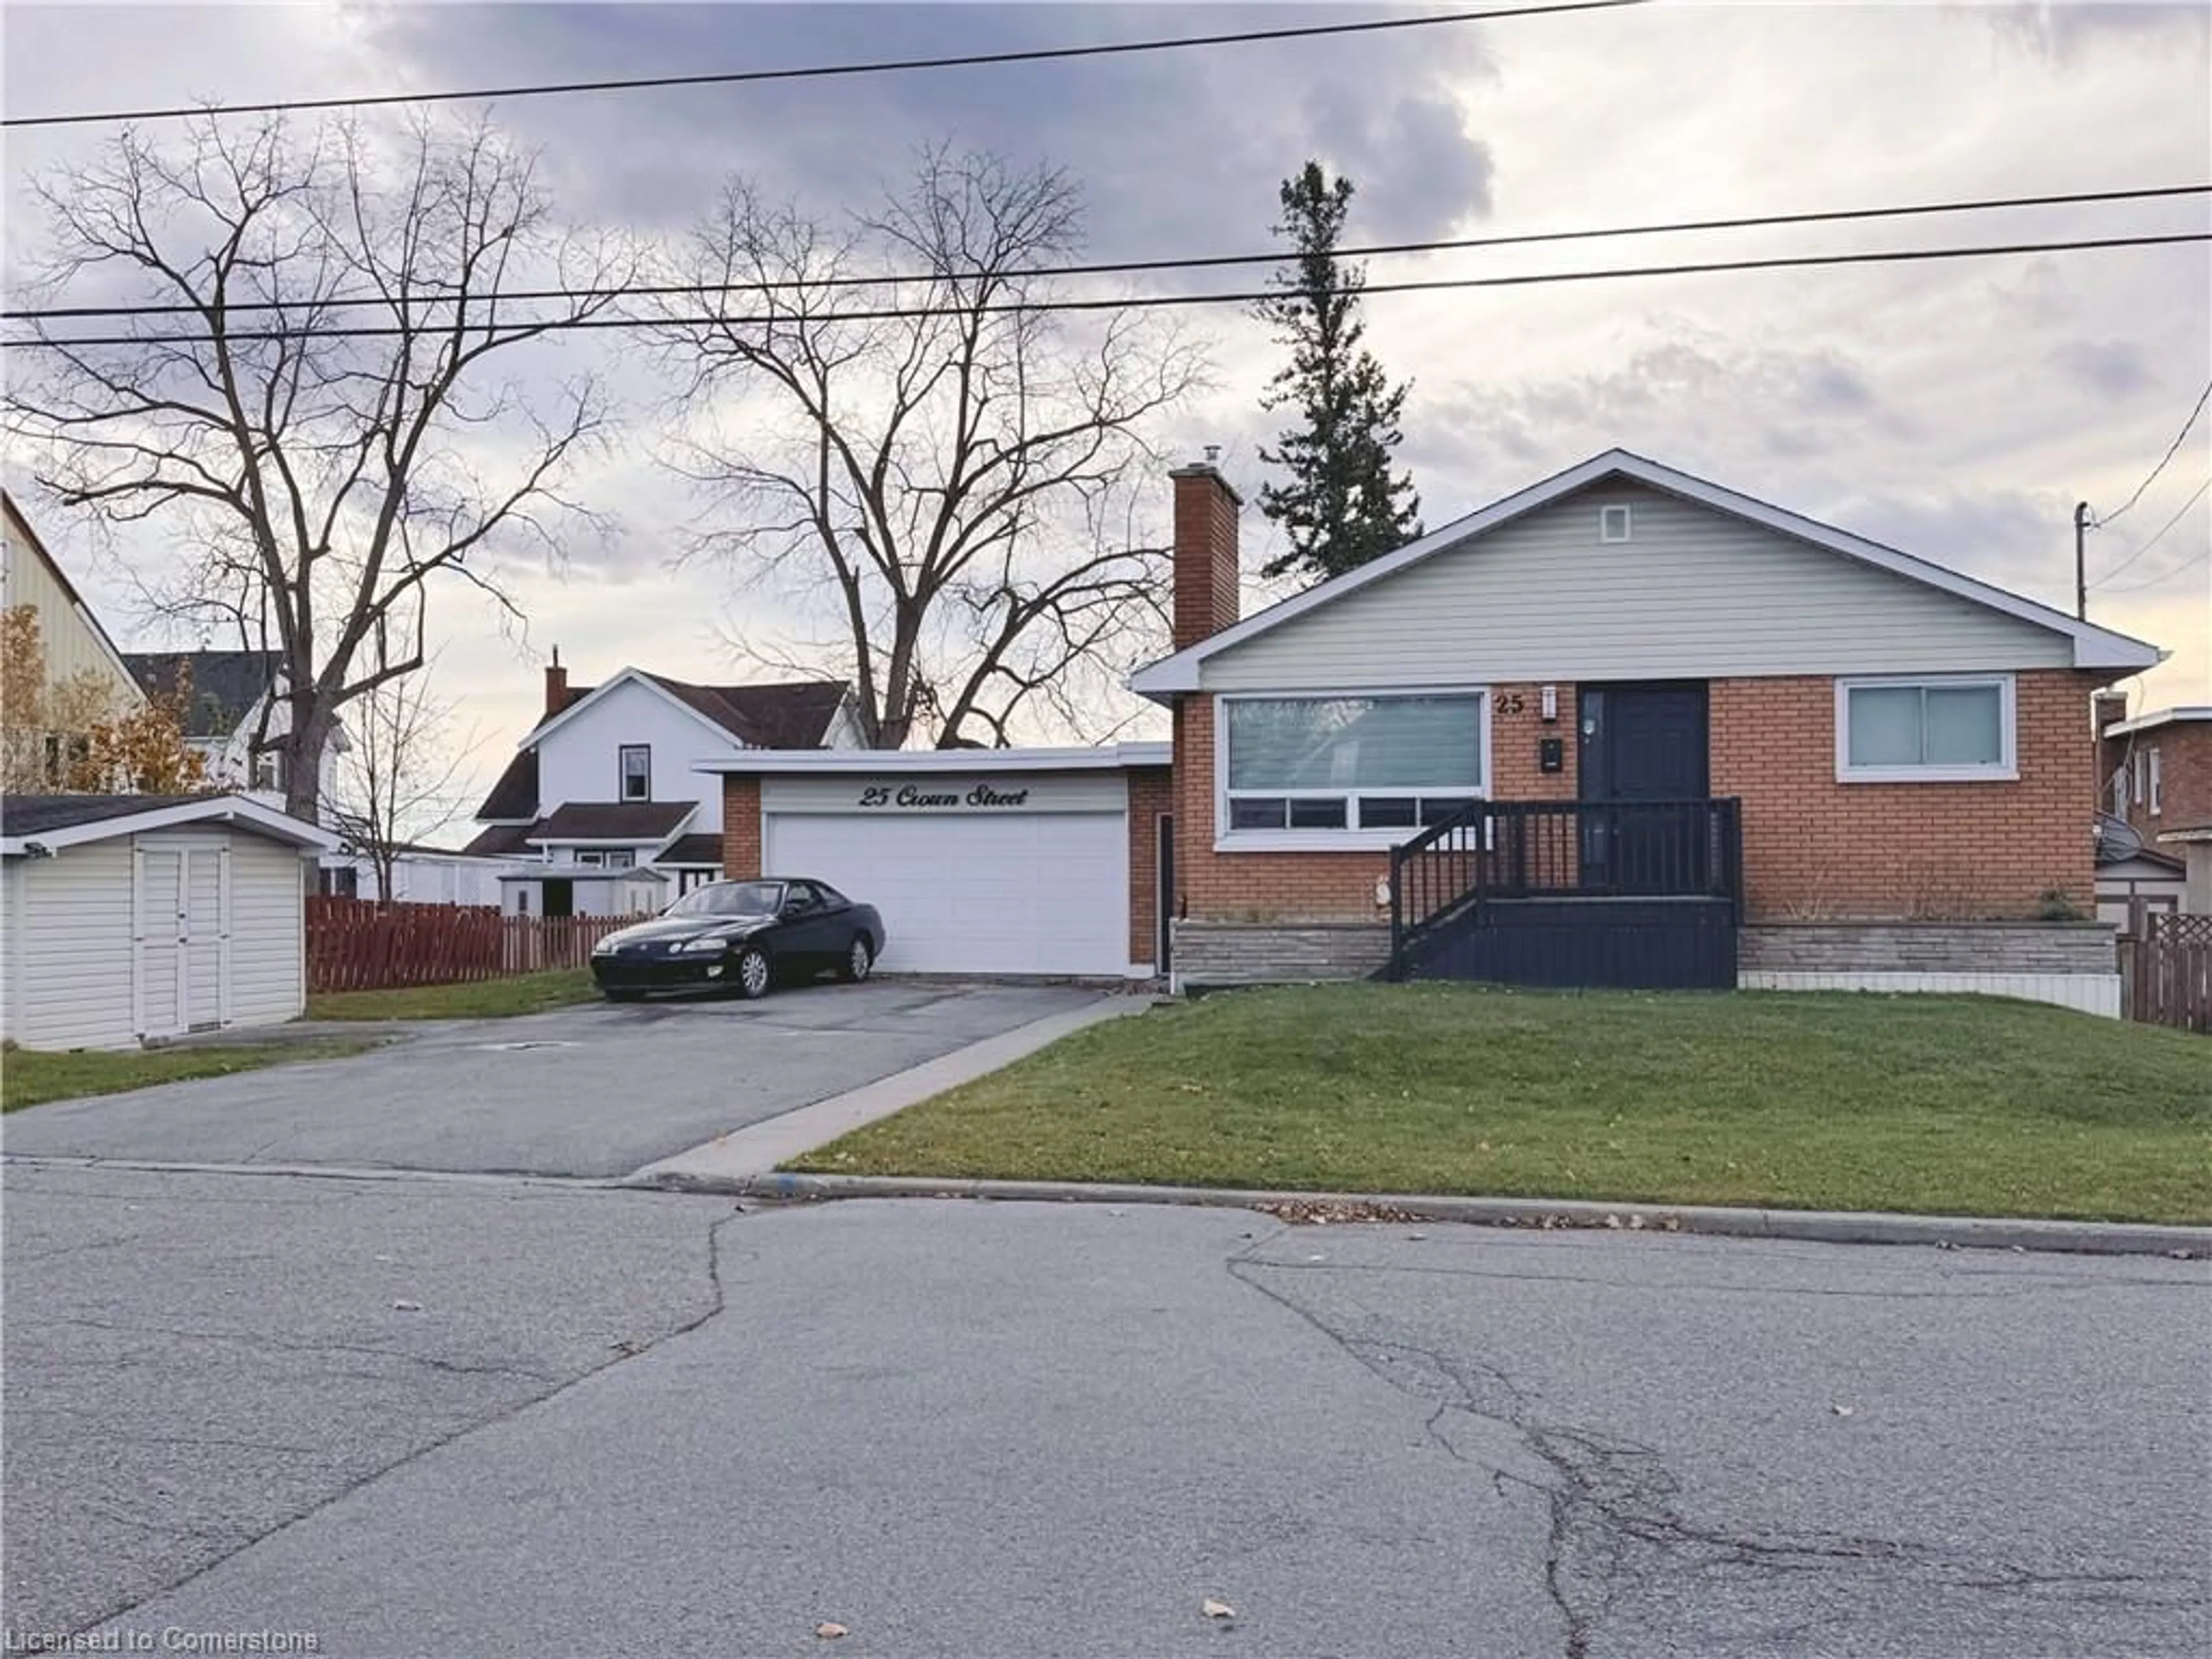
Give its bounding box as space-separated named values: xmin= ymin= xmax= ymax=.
xmin=764 ymin=812 xmax=1130 ymax=976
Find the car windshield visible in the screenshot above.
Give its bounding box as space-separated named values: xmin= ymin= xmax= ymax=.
xmin=666 ymin=881 xmax=783 ymax=919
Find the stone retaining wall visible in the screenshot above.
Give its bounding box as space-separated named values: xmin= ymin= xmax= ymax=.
xmin=1738 ymin=921 xmax=2117 ymax=976
xmin=1171 ymin=921 xmax=1391 ymax=988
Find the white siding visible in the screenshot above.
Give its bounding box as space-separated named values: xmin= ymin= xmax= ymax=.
xmin=1 ymin=859 xmax=23 ymax=1042
xmin=15 ymin=840 xmax=139 ymax=1050
xmin=1202 ymin=482 xmax=2073 ymax=690
xmin=533 ymin=680 xmax=733 ymax=834
xmin=228 ymin=835 xmax=308 ymax=1028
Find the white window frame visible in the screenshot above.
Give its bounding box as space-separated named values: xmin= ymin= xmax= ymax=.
xmin=1599 ymin=504 xmax=1633 ymax=543
xmin=2147 ymin=747 xmax=2161 ymax=816
xmin=1834 ymin=673 xmax=2017 ymax=784
xmin=619 ymin=744 xmax=652 ymax=802
xmin=1214 ymin=686 xmax=1491 ymax=852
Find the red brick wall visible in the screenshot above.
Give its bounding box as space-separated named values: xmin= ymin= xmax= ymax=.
xmin=720 ymin=776 xmax=762 ymax=879
xmin=1710 ymin=670 xmax=2101 ymax=919
xmin=2103 ymin=721 xmax=2212 ymax=839
xmin=1171 ymin=672 xmax=2103 ymax=923
xmin=1126 ymin=766 xmax=1174 ymax=965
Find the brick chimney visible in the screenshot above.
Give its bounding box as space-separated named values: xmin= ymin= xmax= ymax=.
xmin=1171 ymin=451 xmax=1243 ymax=650
xmin=544 ymin=646 xmax=569 ymax=717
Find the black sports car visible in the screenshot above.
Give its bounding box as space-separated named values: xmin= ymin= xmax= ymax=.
xmin=589 ymin=877 xmax=887 ymax=1002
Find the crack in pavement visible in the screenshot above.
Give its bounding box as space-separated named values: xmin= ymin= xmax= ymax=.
xmin=1226 ymin=1249 xmax=2202 ymax=1658
xmin=14 ymin=1314 xmax=567 ymax=1385
xmin=31 ymin=1204 xmax=747 ymax=1642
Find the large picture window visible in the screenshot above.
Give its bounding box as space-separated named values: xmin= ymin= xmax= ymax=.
xmin=1221 ymin=692 xmax=1486 ymax=842
xmin=1836 ymin=676 xmax=2014 ymax=782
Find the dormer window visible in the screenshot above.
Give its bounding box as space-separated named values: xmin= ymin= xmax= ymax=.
xmin=620 ymin=745 xmax=651 ymax=802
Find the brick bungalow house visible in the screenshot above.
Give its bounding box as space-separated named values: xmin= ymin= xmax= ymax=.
xmin=2099 ymin=704 xmax=2212 ymax=915
xmin=706 ymin=449 xmax=2162 ymax=1013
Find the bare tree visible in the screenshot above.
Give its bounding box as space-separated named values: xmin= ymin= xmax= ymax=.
xmin=7 ymin=112 xmax=626 ymax=821
xmin=329 ymin=664 xmax=479 ymax=905
xmin=656 ymin=147 xmax=1207 ymax=749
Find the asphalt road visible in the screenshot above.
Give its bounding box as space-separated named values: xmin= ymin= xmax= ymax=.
xmin=7 ymin=1176 xmax=2205 ymax=1658
xmin=0 ymin=981 xmax=1097 ymax=1177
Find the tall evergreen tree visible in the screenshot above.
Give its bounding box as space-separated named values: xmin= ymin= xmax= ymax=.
xmin=1252 ymin=162 xmax=1422 ymax=584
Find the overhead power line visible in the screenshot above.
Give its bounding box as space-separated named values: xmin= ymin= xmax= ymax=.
xmin=2096 ymin=380 xmax=2212 ymax=527
xmin=3 ymin=0 xmax=1643 ymax=129
xmin=10 ymin=181 xmax=2203 ymax=325
xmin=12 ymin=230 xmax=2207 ymax=351
xmin=2099 ymin=548 xmax=2208 ymax=595
xmin=2093 ymin=476 xmax=2212 ymax=589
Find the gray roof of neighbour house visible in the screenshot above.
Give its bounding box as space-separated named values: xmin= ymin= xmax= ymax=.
xmin=638 ymin=675 xmax=849 ymax=748
xmin=525 ymin=801 xmax=694 ymax=843
xmin=123 ymin=652 xmax=282 ymax=737
xmin=3 ymin=794 xmax=208 ymax=835
xmin=658 ymin=833 xmax=725 ymax=866
xmin=459 ymin=822 xmax=537 ymax=859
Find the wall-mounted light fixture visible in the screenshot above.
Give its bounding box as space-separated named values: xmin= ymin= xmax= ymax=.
xmin=1540 ymin=684 xmax=1559 ymax=724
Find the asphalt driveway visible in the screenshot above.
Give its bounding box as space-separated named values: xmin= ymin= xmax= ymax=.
xmin=0 ymin=981 xmax=1100 ymax=1178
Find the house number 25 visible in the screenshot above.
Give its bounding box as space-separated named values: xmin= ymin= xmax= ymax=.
xmin=1494 ymin=692 xmax=1525 ymax=715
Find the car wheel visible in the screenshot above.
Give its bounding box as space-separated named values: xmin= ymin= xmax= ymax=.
xmin=604 ymin=987 xmax=645 ymax=1003
xmin=733 ymin=945 xmax=773 ymax=1000
xmin=839 ymin=934 xmax=873 ymax=983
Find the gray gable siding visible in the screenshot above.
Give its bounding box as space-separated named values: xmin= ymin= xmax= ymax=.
xmin=1199 ymin=482 xmax=2072 ymax=691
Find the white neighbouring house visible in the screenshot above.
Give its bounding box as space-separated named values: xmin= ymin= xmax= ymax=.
xmin=1 ymin=793 xmax=338 ymax=1051
xmin=122 ymin=650 xmax=348 ymax=816
xmin=463 ymin=657 xmax=859 ymax=918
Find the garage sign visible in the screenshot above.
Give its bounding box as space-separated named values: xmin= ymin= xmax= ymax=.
xmin=857 ymin=782 xmax=1029 ymax=810
xmin=760 ymin=772 xmax=1124 ymax=816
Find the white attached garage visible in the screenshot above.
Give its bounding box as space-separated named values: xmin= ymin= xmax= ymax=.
xmin=2 ymin=794 xmax=338 ymax=1051
xmin=710 ymin=748 xmax=1169 ymax=980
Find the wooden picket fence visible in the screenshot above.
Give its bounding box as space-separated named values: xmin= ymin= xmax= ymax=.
xmin=2120 ymin=911 xmax=2212 ymax=1035
xmin=305 ymin=896 xmax=647 ymax=994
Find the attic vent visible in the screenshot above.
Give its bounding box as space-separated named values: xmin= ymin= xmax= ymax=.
xmin=1599 ymin=505 xmax=1633 ymax=543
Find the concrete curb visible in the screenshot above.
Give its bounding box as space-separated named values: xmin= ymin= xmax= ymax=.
xmin=635 ymin=1171 xmax=2212 ymax=1259
xmin=621 ymin=996 xmax=1159 ymax=1188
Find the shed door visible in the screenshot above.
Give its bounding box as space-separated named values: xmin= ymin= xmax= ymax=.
xmin=182 ymin=847 xmax=229 ymax=1032
xmin=136 ymin=843 xmax=231 ymax=1037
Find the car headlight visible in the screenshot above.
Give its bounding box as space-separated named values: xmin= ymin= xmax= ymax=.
xmin=592 ymin=938 xmax=619 ymax=956
xmin=674 ymin=934 xmax=733 ymax=955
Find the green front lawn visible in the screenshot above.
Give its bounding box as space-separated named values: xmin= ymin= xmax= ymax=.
xmin=3 ymin=1039 xmax=380 ymax=1112
xmin=305 ymin=969 xmax=599 ymax=1022
xmin=790 ymin=985 xmax=2212 ymax=1225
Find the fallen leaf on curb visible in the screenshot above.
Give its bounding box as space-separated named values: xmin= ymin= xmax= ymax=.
xmin=391 ymin=1299 xmax=422 ymax=1313
xmin=814 ymin=1622 xmax=848 ymax=1639
xmin=1603 ymin=1214 xmax=1624 ymax=1230
xmin=1252 ymin=1199 xmax=1421 ymax=1226
xmin=1201 ymin=1598 xmax=1236 ymax=1619
xmin=1831 ymin=1404 xmax=1855 ymax=1418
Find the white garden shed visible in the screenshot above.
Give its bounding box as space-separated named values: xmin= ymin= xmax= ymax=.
xmin=2 ymin=794 xmax=338 ymax=1051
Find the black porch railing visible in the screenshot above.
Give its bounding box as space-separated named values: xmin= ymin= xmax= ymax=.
xmin=1388 ymin=797 xmax=1744 ymax=969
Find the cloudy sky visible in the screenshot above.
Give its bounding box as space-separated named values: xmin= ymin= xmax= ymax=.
xmin=6 ymin=1 xmax=2209 ymax=825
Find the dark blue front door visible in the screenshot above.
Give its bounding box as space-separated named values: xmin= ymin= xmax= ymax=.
xmin=1580 ymin=683 xmax=1711 ymax=892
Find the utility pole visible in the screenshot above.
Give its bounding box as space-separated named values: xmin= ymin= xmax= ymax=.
xmin=2074 ymin=501 xmax=2091 ymax=620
